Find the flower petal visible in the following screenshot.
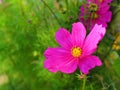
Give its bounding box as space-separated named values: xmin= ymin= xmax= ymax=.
xmin=59 ymin=58 xmax=78 ymax=74
xmin=78 ymin=55 xmax=102 ymax=74
xmin=44 ymin=47 xmax=70 ymax=58
xmin=107 ymin=0 xmax=112 ymax=3
xmin=56 ymin=28 xmax=72 ymax=49
xmin=103 ymin=11 xmax=112 ymax=22
xmin=44 ymin=58 xmax=58 ymax=73
xmin=82 ymin=24 xmax=106 ymax=56
xmin=99 ymin=3 xmax=110 ymax=13
xmin=96 ymin=19 xmax=107 ymax=27
xmin=71 ymin=22 xmax=86 ymax=47
xmin=44 ymin=47 xmax=77 ymax=73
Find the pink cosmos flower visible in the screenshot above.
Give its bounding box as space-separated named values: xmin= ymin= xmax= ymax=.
xmin=88 ymin=0 xmax=112 ymax=4
xmin=44 ymin=22 xmax=106 ymax=74
xmin=79 ymin=0 xmax=112 ymax=30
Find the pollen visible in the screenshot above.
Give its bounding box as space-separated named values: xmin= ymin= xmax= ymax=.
xmin=71 ymin=47 xmax=82 ymax=58
xmin=99 ymin=0 xmax=103 ymax=3
xmin=91 ymin=13 xmax=99 ymax=19
xmin=89 ymin=3 xmax=98 ymax=12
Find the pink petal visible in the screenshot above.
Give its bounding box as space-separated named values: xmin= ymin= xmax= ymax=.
xmin=79 ymin=5 xmax=88 ymax=20
xmin=98 ymin=11 xmax=112 ymax=23
xmin=44 ymin=47 xmax=77 ymax=73
xmin=103 ymin=11 xmax=112 ymax=22
xmin=44 ymin=58 xmax=58 ymax=73
xmin=99 ymin=4 xmax=110 ymax=14
xmin=95 ymin=0 xmax=112 ymax=3
xmin=78 ymin=55 xmax=102 ymax=74
xmin=71 ymin=22 xmax=86 ymax=47
xmin=44 ymin=47 xmax=70 ymax=58
xmin=80 ymin=5 xmax=85 ymax=14
xmin=59 ymin=58 xmax=78 ymax=74
xmin=103 ymin=0 xmax=112 ymax=3
xmin=82 ymin=24 xmax=106 ymax=56
xmin=107 ymin=0 xmax=112 ymax=3
xmin=96 ymin=19 xmax=107 ymax=27
xmin=44 ymin=47 xmax=70 ymax=72
xmin=56 ymin=28 xmax=72 ymax=49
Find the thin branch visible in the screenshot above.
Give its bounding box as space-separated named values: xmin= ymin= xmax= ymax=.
xmin=41 ymin=0 xmax=61 ymax=26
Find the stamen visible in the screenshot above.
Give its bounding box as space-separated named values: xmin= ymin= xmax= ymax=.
xmin=71 ymin=47 xmax=82 ymax=58
xmin=91 ymin=13 xmax=99 ymax=19
xmin=89 ymin=3 xmax=98 ymax=12
xmin=99 ymin=0 xmax=103 ymax=3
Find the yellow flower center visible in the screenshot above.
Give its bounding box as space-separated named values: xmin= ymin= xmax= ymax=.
xmin=99 ymin=0 xmax=103 ymax=3
xmin=91 ymin=13 xmax=99 ymax=19
xmin=89 ymin=3 xmax=98 ymax=12
xmin=71 ymin=47 xmax=82 ymax=58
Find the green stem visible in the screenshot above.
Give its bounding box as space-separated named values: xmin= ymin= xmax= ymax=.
xmin=41 ymin=0 xmax=61 ymax=26
xmin=82 ymin=75 xmax=87 ymax=90
xmin=90 ymin=83 xmax=94 ymax=90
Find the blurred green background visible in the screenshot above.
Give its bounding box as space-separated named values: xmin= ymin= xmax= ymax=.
xmin=0 ymin=0 xmax=120 ymax=90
